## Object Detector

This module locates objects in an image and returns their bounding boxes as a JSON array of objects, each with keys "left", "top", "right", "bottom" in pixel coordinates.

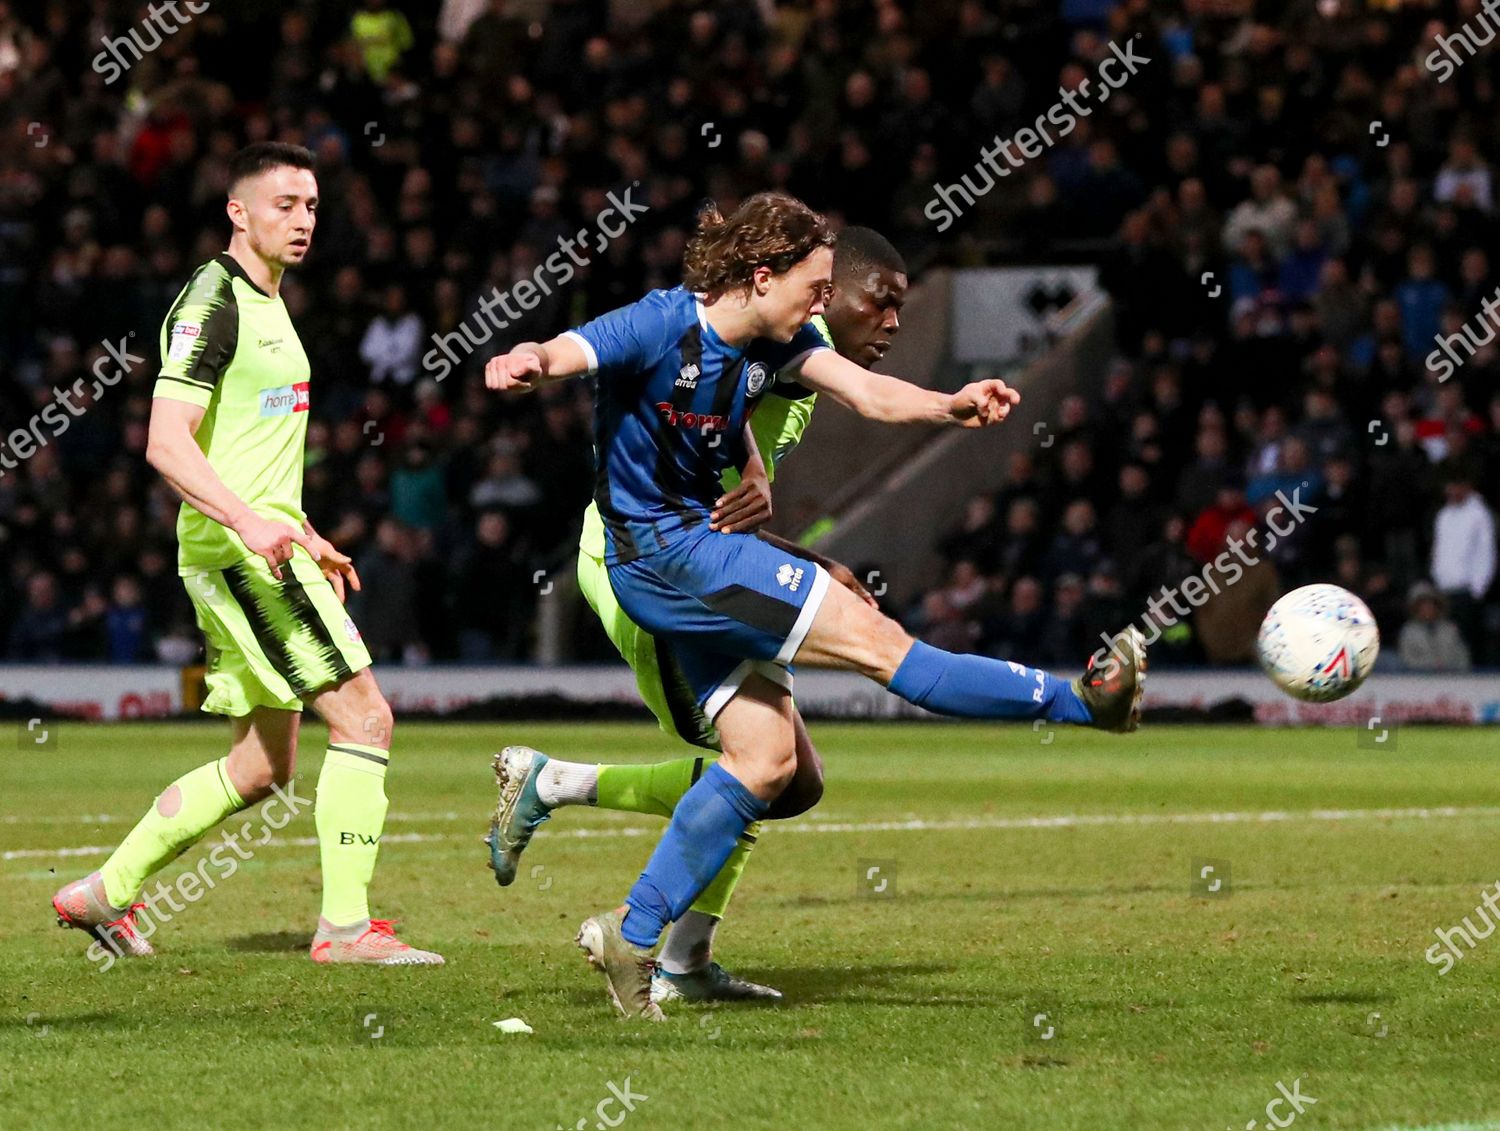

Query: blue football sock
[
  {"left": 622, "top": 763, "right": 769, "bottom": 948},
  {"left": 888, "top": 640, "right": 1092, "bottom": 724}
]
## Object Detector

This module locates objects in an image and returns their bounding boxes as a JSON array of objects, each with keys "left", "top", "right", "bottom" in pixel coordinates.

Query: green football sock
[
  {"left": 689, "top": 823, "right": 758, "bottom": 919},
  {"left": 315, "top": 743, "right": 390, "bottom": 926},
  {"left": 596, "top": 756, "right": 707, "bottom": 818},
  {"left": 595, "top": 755, "right": 755, "bottom": 920},
  {"left": 99, "top": 757, "right": 246, "bottom": 908}
]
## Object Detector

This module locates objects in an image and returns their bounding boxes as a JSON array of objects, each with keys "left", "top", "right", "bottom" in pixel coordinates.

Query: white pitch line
[{"left": 5, "top": 804, "right": 1500, "bottom": 862}]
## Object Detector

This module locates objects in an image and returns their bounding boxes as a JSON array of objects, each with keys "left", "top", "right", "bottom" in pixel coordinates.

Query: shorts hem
[
  {"left": 776, "top": 563, "right": 830, "bottom": 664},
  {"left": 703, "top": 659, "right": 794, "bottom": 721}
]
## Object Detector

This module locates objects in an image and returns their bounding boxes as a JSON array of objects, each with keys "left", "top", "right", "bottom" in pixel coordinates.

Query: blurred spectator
[
  {"left": 1186, "top": 483, "right": 1256, "bottom": 566},
  {"left": 360, "top": 284, "right": 423, "bottom": 387},
  {"left": 1431, "top": 471, "right": 1497, "bottom": 659},
  {"left": 1398, "top": 582, "right": 1471, "bottom": 672},
  {"left": 452, "top": 510, "right": 532, "bottom": 660},
  {"left": 9, "top": 573, "right": 68, "bottom": 661}
]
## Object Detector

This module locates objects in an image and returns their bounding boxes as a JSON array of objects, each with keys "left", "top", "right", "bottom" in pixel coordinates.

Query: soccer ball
[{"left": 1256, "top": 584, "right": 1380, "bottom": 703}]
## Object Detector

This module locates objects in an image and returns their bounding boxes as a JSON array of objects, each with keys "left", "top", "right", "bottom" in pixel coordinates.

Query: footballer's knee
[
  {"left": 767, "top": 728, "right": 824, "bottom": 819},
  {"left": 357, "top": 695, "right": 396, "bottom": 750},
  {"left": 329, "top": 686, "right": 395, "bottom": 749},
  {"left": 766, "top": 765, "right": 822, "bottom": 819},
  {"left": 719, "top": 742, "right": 796, "bottom": 801}
]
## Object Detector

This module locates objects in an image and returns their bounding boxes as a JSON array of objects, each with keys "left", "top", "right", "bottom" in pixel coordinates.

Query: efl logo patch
[
  {"left": 343, "top": 617, "right": 362, "bottom": 643},
  {"left": 776, "top": 563, "right": 804, "bottom": 592},
  {"left": 259, "top": 382, "right": 310, "bottom": 416},
  {"left": 167, "top": 321, "right": 201, "bottom": 362}
]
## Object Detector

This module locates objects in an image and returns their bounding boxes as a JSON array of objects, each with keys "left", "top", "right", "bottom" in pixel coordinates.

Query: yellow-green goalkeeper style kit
[{"left": 155, "top": 253, "right": 372, "bottom": 715}]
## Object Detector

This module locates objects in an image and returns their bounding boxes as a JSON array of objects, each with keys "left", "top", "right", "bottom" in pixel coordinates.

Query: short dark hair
[
  {"left": 228, "top": 142, "right": 315, "bottom": 194},
  {"left": 833, "top": 226, "right": 907, "bottom": 287}
]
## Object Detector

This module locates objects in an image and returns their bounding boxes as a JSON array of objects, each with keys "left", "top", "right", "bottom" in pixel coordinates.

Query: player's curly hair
[{"left": 682, "top": 192, "right": 834, "bottom": 296}]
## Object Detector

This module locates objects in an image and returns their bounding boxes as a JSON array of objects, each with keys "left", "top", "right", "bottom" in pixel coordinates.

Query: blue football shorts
[{"left": 606, "top": 525, "right": 830, "bottom": 719}]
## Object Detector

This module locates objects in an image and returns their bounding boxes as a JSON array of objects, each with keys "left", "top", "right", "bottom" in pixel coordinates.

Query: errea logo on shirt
[
  {"left": 259, "top": 382, "right": 310, "bottom": 416},
  {"left": 776, "top": 563, "right": 805, "bottom": 591}
]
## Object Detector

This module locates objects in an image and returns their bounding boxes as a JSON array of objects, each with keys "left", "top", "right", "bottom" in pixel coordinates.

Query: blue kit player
[{"left": 484, "top": 192, "right": 1146, "bottom": 1019}]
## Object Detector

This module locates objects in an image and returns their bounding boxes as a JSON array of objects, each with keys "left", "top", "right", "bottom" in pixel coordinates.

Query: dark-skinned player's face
[
  {"left": 228, "top": 165, "right": 318, "bottom": 268},
  {"left": 823, "top": 265, "right": 908, "bottom": 367}
]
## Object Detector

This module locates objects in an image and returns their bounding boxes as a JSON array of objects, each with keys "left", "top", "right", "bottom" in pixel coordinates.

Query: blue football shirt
[{"left": 565, "top": 287, "right": 829, "bottom": 564}]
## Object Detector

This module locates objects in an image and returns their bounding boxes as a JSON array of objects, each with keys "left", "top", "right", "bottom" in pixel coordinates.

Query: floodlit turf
[{"left": 2, "top": 721, "right": 1499, "bottom": 1130}]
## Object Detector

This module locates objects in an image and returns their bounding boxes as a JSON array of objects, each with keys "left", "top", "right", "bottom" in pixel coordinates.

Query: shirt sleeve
[
  {"left": 563, "top": 293, "right": 674, "bottom": 380},
  {"left": 764, "top": 320, "right": 832, "bottom": 400},
  {"left": 153, "top": 264, "right": 239, "bottom": 408}
]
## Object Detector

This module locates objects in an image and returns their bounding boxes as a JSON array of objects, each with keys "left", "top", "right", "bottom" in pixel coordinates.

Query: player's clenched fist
[
  {"left": 949, "top": 378, "right": 1020, "bottom": 427},
  {"left": 485, "top": 348, "right": 544, "bottom": 392}
]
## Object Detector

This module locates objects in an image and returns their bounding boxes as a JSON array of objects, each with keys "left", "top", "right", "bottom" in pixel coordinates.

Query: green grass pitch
[{"left": 2, "top": 721, "right": 1499, "bottom": 1130}]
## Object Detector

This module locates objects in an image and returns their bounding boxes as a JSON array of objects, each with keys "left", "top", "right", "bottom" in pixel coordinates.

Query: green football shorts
[
  {"left": 577, "top": 550, "right": 720, "bottom": 751},
  {"left": 183, "top": 551, "right": 371, "bottom": 717}
]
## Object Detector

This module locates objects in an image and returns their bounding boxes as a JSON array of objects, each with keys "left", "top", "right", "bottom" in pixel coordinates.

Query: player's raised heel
[
  {"left": 576, "top": 909, "right": 665, "bottom": 1021},
  {"left": 486, "top": 746, "right": 553, "bottom": 887},
  {"left": 1074, "top": 626, "right": 1148, "bottom": 733},
  {"left": 51, "top": 872, "right": 154, "bottom": 958}
]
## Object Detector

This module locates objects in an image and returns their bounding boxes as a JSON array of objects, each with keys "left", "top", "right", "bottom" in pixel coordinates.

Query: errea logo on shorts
[
  {"left": 259, "top": 382, "right": 310, "bottom": 417},
  {"left": 776, "top": 563, "right": 804, "bottom": 591}
]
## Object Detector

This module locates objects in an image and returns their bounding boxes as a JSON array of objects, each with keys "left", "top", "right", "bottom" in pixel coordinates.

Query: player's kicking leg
[{"left": 794, "top": 573, "right": 1147, "bottom": 730}]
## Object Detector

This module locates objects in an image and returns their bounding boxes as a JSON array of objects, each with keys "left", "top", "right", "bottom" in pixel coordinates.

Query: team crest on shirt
[
  {"left": 675, "top": 363, "right": 700, "bottom": 389},
  {"left": 168, "top": 321, "right": 201, "bottom": 361},
  {"left": 745, "top": 361, "right": 769, "bottom": 397}
]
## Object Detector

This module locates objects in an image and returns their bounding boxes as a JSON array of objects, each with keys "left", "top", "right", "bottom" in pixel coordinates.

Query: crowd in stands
[
  {"left": 910, "top": 0, "right": 1500, "bottom": 668},
  {"left": 0, "top": 0, "right": 1495, "bottom": 669}
]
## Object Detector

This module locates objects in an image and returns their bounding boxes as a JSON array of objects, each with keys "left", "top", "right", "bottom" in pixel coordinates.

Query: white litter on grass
[{"left": 492, "top": 1017, "right": 533, "bottom": 1034}]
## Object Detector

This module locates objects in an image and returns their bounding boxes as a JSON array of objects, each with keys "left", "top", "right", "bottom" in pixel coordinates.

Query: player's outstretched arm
[
  {"left": 484, "top": 336, "right": 591, "bottom": 393},
  {"left": 147, "top": 397, "right": 312, "bottom": 579},
  {"left": 795, "top": 349, "right": 1019, "bottom": 427}
]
